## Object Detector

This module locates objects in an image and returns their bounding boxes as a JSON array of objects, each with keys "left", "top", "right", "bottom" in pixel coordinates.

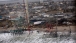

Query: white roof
[
  {"left": 33, "top": 6, "right": 43, "bottom": 9},
  {"left": 67, "top": 6, "right": 75, "bottom": 9},
  {"left": 34, "top": 21, "right": 44, "bottom": 25}
]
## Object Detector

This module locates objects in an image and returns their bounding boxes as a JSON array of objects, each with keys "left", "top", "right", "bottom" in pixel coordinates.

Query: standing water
[{"left": 0, "top": 30, "right": 76, "bottom": 43}]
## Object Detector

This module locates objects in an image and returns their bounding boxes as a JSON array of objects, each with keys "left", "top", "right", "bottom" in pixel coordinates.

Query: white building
[{"left": 33, "top": 6, "right": 43, "bottom": 9}]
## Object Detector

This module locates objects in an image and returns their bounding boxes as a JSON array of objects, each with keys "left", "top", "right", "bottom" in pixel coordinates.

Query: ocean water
[{"left": 0, "top": 30, "right": 76, "bottom": 43}]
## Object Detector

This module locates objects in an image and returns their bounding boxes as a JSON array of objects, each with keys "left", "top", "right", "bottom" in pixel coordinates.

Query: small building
[
  {"left": 33, "top": 6, "right": 43, "bottom": 9},
  {"left": 67, "top": 6, "right": 75, "bottom": 9}
]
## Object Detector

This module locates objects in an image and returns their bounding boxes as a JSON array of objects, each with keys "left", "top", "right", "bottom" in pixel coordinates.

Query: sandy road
[
  {"left": 32, "top": 26, "right": 76, "bottom": 32},
  {"left": 0, "top": 26, "right": 76, "bottom": 32}
]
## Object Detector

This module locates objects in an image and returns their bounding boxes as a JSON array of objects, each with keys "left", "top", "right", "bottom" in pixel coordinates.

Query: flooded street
[
  {"left": 0, "top": 0, "right": 75, "bottom": 43},
  {"left": 0, "top": 30, "right": 76, "bottom": 43}
]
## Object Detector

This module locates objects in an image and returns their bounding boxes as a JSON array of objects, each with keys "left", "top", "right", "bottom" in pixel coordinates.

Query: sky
[
  {"left": 0, "top": 0, "right": 11, "bottom": 1},
  {"left": 0, "top": 0, "right": 74, "bottom": 4}
]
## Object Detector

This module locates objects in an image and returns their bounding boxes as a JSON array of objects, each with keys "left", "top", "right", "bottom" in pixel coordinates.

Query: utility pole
[
  {"left": 23, "top": 0, "right": 29, "bottom": 26},
  {"left": 23, "top": 0, "right": 31, "bottom": 35},
  {"left": 56, "top": 14, "right": 58, "bottom": 34}
]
